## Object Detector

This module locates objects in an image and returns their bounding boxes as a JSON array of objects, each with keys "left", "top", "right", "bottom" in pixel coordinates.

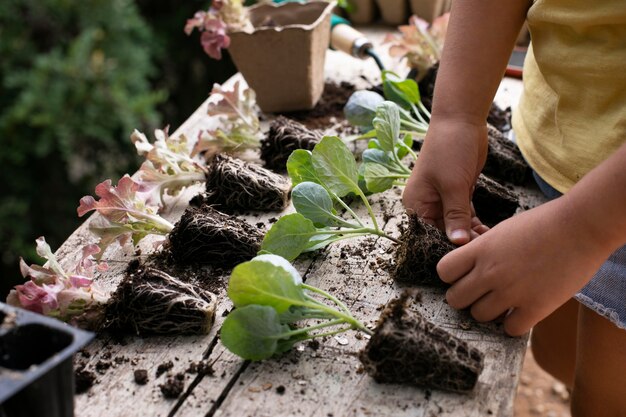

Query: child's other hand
[
  {"left": 438, "top": 196, "right": 610, "bottom": 336},
  {"left": 402, "top": 120, "right": 489, "bottom": 244}
]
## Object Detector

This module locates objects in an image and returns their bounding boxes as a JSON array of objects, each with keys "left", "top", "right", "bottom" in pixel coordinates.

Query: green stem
[
  {"left": 355, "top": 188, "right": 380, "bottom": 232},
  {"left": 329, "top": 190, "right": 365, "bottom": 228},
  {"left": 411, "top": 103, "right": 428, "bottom": 125},
  {"left": 393, "top": 180, "right": 408, "bottom": 187},
  {"left": 302, "top": 285, "right": 352, "bottom": 316},
  {"left": 417, "top": 101, "right": 431, "bottom": 120},
  {"left": 278, "top": 318, "right": 346, "bottom": 338}
]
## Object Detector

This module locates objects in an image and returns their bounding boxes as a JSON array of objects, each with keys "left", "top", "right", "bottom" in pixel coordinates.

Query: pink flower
[
  {"left": 185, "top": 11, "right": 207, "bottom": 35},
  {"left": 200, "top": 19, "right": 231, "bottom": 60}
]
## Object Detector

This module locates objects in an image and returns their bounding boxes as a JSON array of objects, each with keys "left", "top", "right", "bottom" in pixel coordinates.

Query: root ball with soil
[
  {"left": 105, "top": 263, "right": 217, "bottom": 335},
  {"left": 359, "top": 292, "right": 484, "bottom": 392},
  {"left": 261, "top": 116, "right": 322, "bottom": 171},
  {"left": 168, "top": 204, "right": 263, "bottom": 268},
  {"left": 393, "top": 214, "right": 455, "bottom": 286},
  {"left": 204, "top": 154, "right": 291, "bottom": 212}
]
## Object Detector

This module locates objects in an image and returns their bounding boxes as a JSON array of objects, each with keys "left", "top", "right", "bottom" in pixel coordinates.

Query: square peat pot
[
  {"left": 0, "top": 303, "right": 94, "bottom": 417},
  {"left": 228, "top": 1, "right": 335, "bottom": 113}
]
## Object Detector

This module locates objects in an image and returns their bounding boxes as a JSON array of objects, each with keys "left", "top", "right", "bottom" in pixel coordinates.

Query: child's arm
[
  {"left": 439, "top": 141, "right": 626, "bottom": 336},
  {"left": 402, "top": 0, "right": 531, "bottom": 244}
]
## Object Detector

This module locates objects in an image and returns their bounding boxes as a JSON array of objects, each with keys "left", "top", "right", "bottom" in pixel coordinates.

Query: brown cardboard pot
[
  {"left": 409, "top": 0, "right": 448, "bottom": 24},
  {"left": 376, "top": 0, "right": 408, "bottom": 25},
  {"left": 228, "top": 1, "right": 335, "bottom": 113},
  {"left": 347, "top": 0, "right": 377, "bottom": 24}
]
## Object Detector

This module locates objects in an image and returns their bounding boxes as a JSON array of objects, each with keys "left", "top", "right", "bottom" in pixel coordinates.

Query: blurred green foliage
[{"left": 0, "top": 0, "right": 236, "bottom": 296}]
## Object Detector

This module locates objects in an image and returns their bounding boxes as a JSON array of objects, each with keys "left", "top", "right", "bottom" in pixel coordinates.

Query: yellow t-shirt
[{"left": 513, "top": 0, "right": 626, "bottom": 193}]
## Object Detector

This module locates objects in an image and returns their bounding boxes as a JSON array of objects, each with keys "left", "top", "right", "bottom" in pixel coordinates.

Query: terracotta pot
[
  {"left": 376, "top": 0, "right": 408, "bottom": 25},
  {"left": 347, "top": 0, "right": 377, "bottom": 25},
  {"left": 228, "top": 1, "right": 335, "bottom": 113},
  {"left": 409, "top": 0, "right": 446, "bottom": 23}
]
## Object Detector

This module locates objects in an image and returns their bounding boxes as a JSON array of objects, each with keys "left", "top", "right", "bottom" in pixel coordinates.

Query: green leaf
[
  {"left": 260, "top": 213, "right": 317, "bottom": 262},
  {"left": 363, "top": 148, "right": 393, "bottom": 167},
  {"left": 287, "top": 150, "right": 320, "bottom": 187},
  {"left": 221, "top": 305, "right": 294, "bottom": 361},
  {"left": 363, "top": 163, "right": 395, "bottom": 193},
  {"left": 311, "top": 137, "right": 360, "bottom": 197},
  {"left": 382, "top": 70, "right": 422, "bottom": 109},
  {"left": 228, "top": 255, "right": 306, "bottom": 313},
  {"left": 372, "top": 101, "right": 401, "bottom": 153},
  {"left": 292, "top": 182, "right": 340, "bottom": 227},
  {"left": 397, "top": 134, "right": 414, "bottom": 159}
]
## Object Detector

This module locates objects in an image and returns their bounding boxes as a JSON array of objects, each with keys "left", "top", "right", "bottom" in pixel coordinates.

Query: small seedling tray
[{"left": 0, "top": 302, "right": 94, "bottom": 417}]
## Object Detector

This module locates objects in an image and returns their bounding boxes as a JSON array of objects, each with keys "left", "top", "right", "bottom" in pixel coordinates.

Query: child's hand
[
  {"left": 438, "top": 196, "right": 610, "bottom": 336},
  {"left": 402, "top": 120, "right": 489, "bottom": 244}
]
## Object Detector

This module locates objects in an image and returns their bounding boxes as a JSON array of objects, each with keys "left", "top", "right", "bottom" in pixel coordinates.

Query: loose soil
[
  {"left": 359, "top": 292, "right": 484, "bottom": 392},
  {"left": 473, "top": 174, "right": 520, "bottom": 227},
  {"left": 160, "top": 373, "right": 185, "bottom": 399},
  {"left": 74, "top": 367, "right": 96, "bottom": 394},
  {"left": 133, "top": 369, "right": 148, "bottom": 385},
  {"left": 168, "top": 204, "right": 263, "bottom": 268},
  {"left": 104, "top": 262, "right": 217, "bottom": 336},
  {"left": 260, "top": 116, "right": 322, "bottom": 171},
  {"left": 203, "top": 154, "right": 291, "bottom": 212},
  {"left": 279, "top": 81, "right": 355, "bottom": 130},
  {"left": 484, "top": 124, "right": 529, "bottom": 185},
  {"left": 393, "top": 214, "right": 455, "bottom": 286}
]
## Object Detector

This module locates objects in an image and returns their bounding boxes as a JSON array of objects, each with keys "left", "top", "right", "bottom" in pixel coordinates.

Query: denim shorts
[{"left": 533, "top": 172, "right": 626, "bottom": 330}]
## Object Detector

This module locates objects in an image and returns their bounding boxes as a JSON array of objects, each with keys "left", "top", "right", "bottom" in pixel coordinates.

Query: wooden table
[{"left": 66, "top": 29, "right": 540, "bottom": 417}]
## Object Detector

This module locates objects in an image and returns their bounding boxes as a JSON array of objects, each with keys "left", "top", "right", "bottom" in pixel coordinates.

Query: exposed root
[
  {"left": 168, "top": 204, "right": 262, "bottom": 267},
  {"left": 393, "top": 214, "right": 455, "bottom": 286},
  {"left": 204, "top": 154, "right": 291, "bottom": 211},
  {"left": 359, "top": 291, "right": 484, "bottom": 392},
  {"left": 105, "top": 263, "right": 217, "bottom": 335},
  {"left": 260, "top": 116, "right": 322, "bottom": 171}
]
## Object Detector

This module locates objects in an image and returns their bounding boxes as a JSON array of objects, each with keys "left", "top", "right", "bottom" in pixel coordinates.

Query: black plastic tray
[{"left": 0, "top": 302, "right": 94, "bottom": 417}]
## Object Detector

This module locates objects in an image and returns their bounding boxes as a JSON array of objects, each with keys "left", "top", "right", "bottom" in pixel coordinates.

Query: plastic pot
[
  {"left": 0, "top": 303, "right": 94, "bottom": 417},
  {"left": 228, "top": 1, "right": 335, "bottom": 113}
]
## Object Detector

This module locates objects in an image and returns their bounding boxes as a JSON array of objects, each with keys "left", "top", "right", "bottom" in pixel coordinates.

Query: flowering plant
[
  {"left": 185, "top": 0, "right": 253, "bottom": 60},
  {"left": 384, "top": 13, "right": 449, "bottom": 76},
  {"left": 7, "top": 237, "right": 109, "bottom": 325}
]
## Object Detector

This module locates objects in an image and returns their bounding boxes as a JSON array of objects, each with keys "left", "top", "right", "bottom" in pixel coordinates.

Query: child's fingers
[
  {"left": 469, "top": 291, "right": 511, "bottom": 323},
  {"left": 437, "top": 244, "right": 475, "bottom": 284},
  {"left": 503, "top": 307, "right": 535, "bottom": 337},
  {"left": 445, "top": 269, "right": 490, "bottom": 309}
]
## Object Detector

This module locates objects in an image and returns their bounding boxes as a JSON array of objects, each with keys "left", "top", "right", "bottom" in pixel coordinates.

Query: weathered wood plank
[{"left": 63, "top": 25, "right": 535, "bottom": 417}]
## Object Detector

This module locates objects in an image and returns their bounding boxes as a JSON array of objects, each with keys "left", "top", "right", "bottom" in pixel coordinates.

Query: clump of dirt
[
  {"left": 202, "top": 154, "right": 291, "bottom": 212},
  {"left": 75, "top": 367, "right": 96, "bottom": 394},
  {"left": 484, "top": 124, "right": 529, "bottom": 185},
  {"left": 168, "top": 204, "right": 263, "bottom": 268},
  {"left": 160, "top": 373, "right": 185, "bottom": 399},
  {"left": 359, "top": 292, "right": 484, "bottom": 392},
  {"left": 260, "top": 116, "right": 322, "bottom": 171},
  {"left": 186, "top": 360, "right": 214, "bottom": 377},
  {"left": 134, "top": 369, "right": 149, "bottom": 385},
  {"left": 473, "top": 174, "right": 520, "bottom": 227},
  {"left": 104, "top": 263, "right": 217, "bottom": 336},
  {"left": 279, "top": 81, "right": 355, "bottom": 129},
  {"left": 156, "top": 360, "right": 174, "bottom": 378},
  {"left": 393, "top": 214, "right": 455, "bottom": 286}
]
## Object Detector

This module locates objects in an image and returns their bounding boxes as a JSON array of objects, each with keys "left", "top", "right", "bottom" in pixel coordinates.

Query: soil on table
[
  {"left": 393, "top": 214, "right": 455, "bottom": 286},
  {"left": 160, "top": 373, "right": 185, "bottom": 399},
  {"left": 473, "top": 174, "right": 520, "bottom": 227},
  {"left": 359, "top": 292, "right": 484, "bottom": 392},
  {"left": 202, "top": 154, "right": 291, "bottom": 212},
  {"left": 260, "top": 116, "right": 322, "bottom": 171},
  {"left": 279, "top": 81, "right": 355, "bottom": 130},
  {"left": 104, "top": 261, "right": 217, "bottom": 336},
  {"left": 484, "top": 124, "right": 529, "bottom": 185},
  {"left": 168, "top": 203, "right": 263, "bottom": 268},
  {"left": 74, "top": 367, "right": 96, "bottom": 394},
  {"left": 133, "top": 369, "right": 149, "bottom": 385}
]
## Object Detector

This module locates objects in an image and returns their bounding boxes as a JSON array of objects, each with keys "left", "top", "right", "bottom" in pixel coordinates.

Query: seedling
[
  {"left": 260, "top": 136, "right": 399, "bottom": 262},
  {"left": 220, "top": 254, "right": 372, "bottom": 361},
  {"left": 7, "top": 237, "right": 108, "bottom": 328},
  {"left": 78, "top": 175, "right": 262, "bottom": 267},
  {"left": 193, "top": 81, "right": 262, "bottom": 157}
]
